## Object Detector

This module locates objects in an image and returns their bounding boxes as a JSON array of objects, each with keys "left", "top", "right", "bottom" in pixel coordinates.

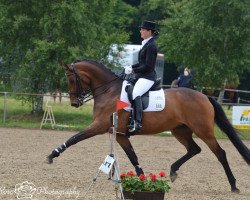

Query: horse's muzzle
[
  {"left": 71, "top": 99, "right": 83, "bottom": 108},
  {"left": 71, "top": 99, "right": 80, "bottom": 108},
  {"left": 71, "top": 102, "right": 79, "bottom": 108}
]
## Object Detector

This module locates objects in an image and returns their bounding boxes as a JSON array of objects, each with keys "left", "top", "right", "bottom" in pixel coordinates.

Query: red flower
[
  {"left": 120, "top": 173, "right": 126, "bottom": 179},
  {"left": 159, "top": 171, "right": 166, "bottom": 177},
  {"left": 121, "top": 170, "right": 171, "bottom": 193},
  {"left": 150, "top": 173, "right": 157, "bottom": 181},
  {"left": 139, "top": 174, "right": 146, "bottom": 181},
  {"left": 127, "top": 170, "right": 135, "bottom": 176}
]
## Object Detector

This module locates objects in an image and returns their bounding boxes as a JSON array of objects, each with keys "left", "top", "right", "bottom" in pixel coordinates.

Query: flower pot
[{"left": 123, "top": 191, "right": 165, "bottom": 200}]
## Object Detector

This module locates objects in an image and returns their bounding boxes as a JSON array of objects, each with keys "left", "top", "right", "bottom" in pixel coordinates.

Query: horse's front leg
[
  {"left": 116, "top": 134, "right": 144, "bottom": 176},
  {"left": 46, "top": 124, "right": 106, "bottom": 164}
]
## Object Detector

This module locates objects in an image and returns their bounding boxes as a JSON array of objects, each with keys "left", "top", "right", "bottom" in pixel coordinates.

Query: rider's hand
[{"left": 124, "top": 66, "right": 132, "bottom": 75}]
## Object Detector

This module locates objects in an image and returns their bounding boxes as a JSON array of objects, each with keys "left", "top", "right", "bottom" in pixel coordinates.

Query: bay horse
[{"left": 47, "top": 59, "right": 250, "bottom": 192}]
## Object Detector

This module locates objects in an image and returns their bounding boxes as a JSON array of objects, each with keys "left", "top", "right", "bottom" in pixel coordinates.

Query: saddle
[
  {"left": 124, "top": 78, "right": 164, "bottom": 135},
  {"left": 125, "top": 78, "right": 162, "bottom": 109}
]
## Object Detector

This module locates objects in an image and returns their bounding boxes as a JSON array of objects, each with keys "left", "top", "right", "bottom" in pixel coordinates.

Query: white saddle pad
[{"left": 120, "top": 82, "right": 165, "bottom": 112}]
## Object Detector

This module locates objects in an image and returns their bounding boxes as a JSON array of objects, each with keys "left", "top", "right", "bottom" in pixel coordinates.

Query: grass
[
  {"left": 0, "top": 96, "right": 93, "bottom": 131},
  {"left": 0, "top": 95, "right": 249, "bottom": 139}
]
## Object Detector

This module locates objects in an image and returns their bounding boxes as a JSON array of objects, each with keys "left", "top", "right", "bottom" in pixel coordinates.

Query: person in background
[
  {"left": 177, "top": 67, "right": 194, "bottom": 89},
  {"left": 124, "top": 20, "right": 159, "bottom": 132}
]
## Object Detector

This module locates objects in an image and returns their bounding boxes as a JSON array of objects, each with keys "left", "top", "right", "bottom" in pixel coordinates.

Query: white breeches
[
  {"left": 132, "top": 78, "right": 154, "bottom": 100},
  {"left": 120, "top": 80, "right": 129, "bottom": 103}
]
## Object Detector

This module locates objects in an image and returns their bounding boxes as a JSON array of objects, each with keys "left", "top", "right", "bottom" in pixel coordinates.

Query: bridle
[
  {"left": 66, "top": 64, "right": 92, "bottom": 105},
  {"left": 67, "top": 64, "right": 119, "bottom": 105}
]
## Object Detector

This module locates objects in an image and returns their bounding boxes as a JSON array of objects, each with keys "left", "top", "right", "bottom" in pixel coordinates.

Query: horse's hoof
[
  {"left": 46, "top": 156, "right": 53, "bottom": 164},
  {"left": 170, "top": 171, "right": 178, "bottom": 182},
  {"left": 231, "top": 188, "right": 240, "bottom": 193}
]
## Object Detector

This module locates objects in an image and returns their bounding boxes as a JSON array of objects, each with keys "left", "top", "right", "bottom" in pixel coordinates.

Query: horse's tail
[{"left": 208, "top": 96, "right": 250, "bottom": 165}]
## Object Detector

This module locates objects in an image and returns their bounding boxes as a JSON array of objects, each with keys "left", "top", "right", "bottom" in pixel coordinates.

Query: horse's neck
[
  {"left": 92, "top": 75, "right": 123, "bottom": 113},
  {"left": 79, "top": 62, "right": 123, "bottom": 97},
  {"left": 91, "top": 70, "right": 119, "bottom": 90}
]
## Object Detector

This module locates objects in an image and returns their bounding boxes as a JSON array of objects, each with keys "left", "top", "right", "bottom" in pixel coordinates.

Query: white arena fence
[
  {"left": 162, "top": 85, "right": 250, "bottom": 106},
  {"left": 0, "top": 87, "right": 250, "bottom": 127}
]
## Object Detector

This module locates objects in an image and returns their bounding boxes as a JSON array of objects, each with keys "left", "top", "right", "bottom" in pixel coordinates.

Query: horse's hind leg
[
  {"left": 200, "top": 134, "right": 239, "bottom": 192},
  {"left": 116, "top": 134, "right": 144, "bottom": 175},
  {"left": 170, "top": 125, "right": 201, "bottom": 182}
]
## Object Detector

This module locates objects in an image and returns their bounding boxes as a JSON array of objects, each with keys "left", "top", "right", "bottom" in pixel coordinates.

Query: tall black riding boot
[{"left": 133, "top": 96, "right": 143, "bottom": 132}]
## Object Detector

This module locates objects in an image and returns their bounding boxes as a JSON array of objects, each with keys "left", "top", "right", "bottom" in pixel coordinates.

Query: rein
[
  {"left": 91, "top": 76, "right": 119, "bottom": 98},
  {"left": 69, "top": 64, "right": 119, "bottom": 104}
]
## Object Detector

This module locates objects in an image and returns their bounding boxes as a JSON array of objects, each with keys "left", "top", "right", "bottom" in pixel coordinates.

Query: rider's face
[{"left": 140, "top": 28, "right": 152, "bottom": 40}]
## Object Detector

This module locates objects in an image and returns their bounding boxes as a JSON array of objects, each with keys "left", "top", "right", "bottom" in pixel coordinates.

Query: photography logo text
[{"left": 0, "top": 181, "right": 80, "bottom": 199}]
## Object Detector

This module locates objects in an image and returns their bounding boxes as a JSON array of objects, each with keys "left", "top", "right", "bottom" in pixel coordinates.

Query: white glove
[{"left": 124, "top": 66, "right": 132, "bottom": 75}]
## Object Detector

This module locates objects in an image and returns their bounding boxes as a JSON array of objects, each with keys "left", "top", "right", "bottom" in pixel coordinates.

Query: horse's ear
[{"left": 60, "top": 62, "right": 70, "bottom": 70}]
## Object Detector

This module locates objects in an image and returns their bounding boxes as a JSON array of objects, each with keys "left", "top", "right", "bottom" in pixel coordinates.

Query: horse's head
[{"left": 63, "top": 63, "right": 91, "bottom": 108}]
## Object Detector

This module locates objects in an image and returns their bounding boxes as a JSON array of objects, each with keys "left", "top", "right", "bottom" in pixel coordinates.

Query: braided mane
[{"left": 73, "top": 58, "right": 117, "bottom": 76}]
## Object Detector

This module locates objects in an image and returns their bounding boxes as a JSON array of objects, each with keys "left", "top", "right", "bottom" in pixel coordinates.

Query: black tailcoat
[{"left": 132, "top": 38, "right": 158, "bottom": 81}]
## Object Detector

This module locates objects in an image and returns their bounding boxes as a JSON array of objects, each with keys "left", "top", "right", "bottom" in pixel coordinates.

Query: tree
[
  {"left": 133, "top": 0, "right": 182, "bottom": 84},
  {"left": 0, "top": 0, "right": 131, "bottom": 112},
  {"left": 107, "top": 0, "right": 139, "bottom": 67},
  {"left": 158, "top": 0, "right": 250, "bottom": 88}
]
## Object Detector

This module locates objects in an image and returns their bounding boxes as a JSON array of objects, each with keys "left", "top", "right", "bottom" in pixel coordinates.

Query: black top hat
[{"left": 139, "top": 20, "right": 156, "bottom": 31}]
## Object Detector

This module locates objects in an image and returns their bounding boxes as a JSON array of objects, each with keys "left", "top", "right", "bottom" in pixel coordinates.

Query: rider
[{"left": 124, "top": 20, "right": 158, "bottom": 132}]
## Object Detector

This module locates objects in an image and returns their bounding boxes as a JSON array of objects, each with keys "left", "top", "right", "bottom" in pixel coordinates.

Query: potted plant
[{"left": 120, "top": 170, "right": 171, "bottom": 200}]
